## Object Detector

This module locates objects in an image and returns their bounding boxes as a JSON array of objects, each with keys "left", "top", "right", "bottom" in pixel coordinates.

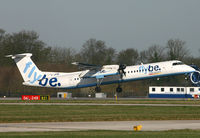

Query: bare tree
[
  {"left": 199, "top": 49, "right": 200, "bottom": 57},
  {"left": 1, "top": 30, "right": 51, "bottom": 63},
  {"left": 0, "top": 29, "right": 6, "bottom": 64},
  {"left": 79, "top": 38, "right": 116, "bottom": 65},
  {"left": 139, "top": 50, "right": 148, "bottom": 64},
  {"left": 104, "top": 47, "right": 117, "bottom": 64},
  {"left": 50, "top": 47, "right": 76, "bottom": 65},
  {"left": 146, "top": 45, "right": 165, "bottom": 62},
  {"left": 139, "top": 45, "right": 165, "bottom": 63},
  {"left": 0, "top": 28, "right": 5, "bottom": 38},
  {"left": 166, "top": 39, "right": 189, "bottom": 61},
  {"left": 117, "top": 48, "right": 139, "bottom": 65}
]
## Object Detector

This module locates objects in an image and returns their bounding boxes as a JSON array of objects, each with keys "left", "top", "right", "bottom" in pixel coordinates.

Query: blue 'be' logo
[{"left": 39, "top": 75, "right": 61, "bottom": 87}]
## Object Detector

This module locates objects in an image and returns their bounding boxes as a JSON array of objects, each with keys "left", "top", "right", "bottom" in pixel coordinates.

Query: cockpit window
[{"left": 172, "top": 62, "right": 184, "bottom": 66}]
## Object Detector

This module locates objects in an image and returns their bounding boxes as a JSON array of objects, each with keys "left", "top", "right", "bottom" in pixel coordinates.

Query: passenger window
[
  {"left": 190, "top": 88, "right": 194, "bottom": 92},
  {"left": 161, "top": 88, "right": 164, "bottom": 92},
  {"left": 181, "top": 88, "right": 184, "bottom": 92},
  {"left": 177, "top": 88, "right": 180, "bottom": 92},
  {"left": 152, "top": 88, "right": 156, "bottom": 92},
  {"left": 170, "top": 88, "right": 173, "bottom": 92}
]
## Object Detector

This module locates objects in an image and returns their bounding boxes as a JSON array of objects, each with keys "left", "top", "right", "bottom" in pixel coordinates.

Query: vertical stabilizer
[{"left": 6, "top": 53, "right": 43, "bottom": 84}]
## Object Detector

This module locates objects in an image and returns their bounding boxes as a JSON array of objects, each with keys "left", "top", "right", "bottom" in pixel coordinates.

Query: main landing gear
[
  {"left": 116, "top": 84, "right": 122, "bottom": 93},
  {"left": 95, "top": 85, "right": 123, "bottom": 93},
  {"left": 95, "top": 86, "right": 101, "bottom": 92}
]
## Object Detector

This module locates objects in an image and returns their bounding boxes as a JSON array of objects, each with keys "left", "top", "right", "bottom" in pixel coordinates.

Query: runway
[
  {"left": 1, "top": 102, "right": 200, "bottom": 106},
  {"left": 1, "top": 120, "right": 200, "bottom": 132}
]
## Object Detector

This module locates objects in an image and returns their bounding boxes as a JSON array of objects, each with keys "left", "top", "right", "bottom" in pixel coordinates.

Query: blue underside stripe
[
  {"left": 149, "top": 94, "right": 193, "bottom": 98},
  {"left": 62, "top": 71, "right": 193, "bottom": 89}
]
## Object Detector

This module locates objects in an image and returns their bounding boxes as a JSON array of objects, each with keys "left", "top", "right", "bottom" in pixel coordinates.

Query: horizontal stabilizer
[
  {"left": 6, "top": 53, "right": 43, "bottom": 83},
  {"left": 72, "top": 62, "right": 101, "bottom": 70},
  {"left": 5, "top": 53, "right": 32, "bottom": 59}
]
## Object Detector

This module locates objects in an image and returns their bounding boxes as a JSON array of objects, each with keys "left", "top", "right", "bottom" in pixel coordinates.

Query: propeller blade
[{"left": 118, "top": 64, "right": 126, "bottom": 79}]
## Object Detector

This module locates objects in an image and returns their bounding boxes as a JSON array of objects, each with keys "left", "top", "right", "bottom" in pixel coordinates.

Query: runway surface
[
  {"left": 1, "top": 120, "right": 200, "bottom": 132},
  {"left": 0, "top": 102, "right": 200, "bottom": 106}
]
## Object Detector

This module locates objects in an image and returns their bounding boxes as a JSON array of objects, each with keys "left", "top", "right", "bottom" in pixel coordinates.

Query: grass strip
[
  {"left": 0, "top": 99, "right": 200, "bottom": 105},
  {"left": 0, "top": 130, "right": 200, "bottom": 138},
  {"left": 1, "top": 105, "right": 200, "bottom": 123}
]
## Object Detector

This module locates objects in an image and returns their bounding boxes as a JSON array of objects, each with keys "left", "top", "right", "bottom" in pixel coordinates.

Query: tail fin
[{"left": 6, "top": 53, "right": 43, "bottom": 84}]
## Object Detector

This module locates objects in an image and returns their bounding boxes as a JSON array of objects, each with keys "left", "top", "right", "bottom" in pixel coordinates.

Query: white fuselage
[{"left": 24, "top": 60, "right": 196, "bottom": 89}]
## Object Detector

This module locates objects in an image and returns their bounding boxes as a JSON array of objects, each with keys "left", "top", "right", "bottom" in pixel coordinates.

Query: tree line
[{"left": 0, "top": 29, "right": 200, "bottom": 97}]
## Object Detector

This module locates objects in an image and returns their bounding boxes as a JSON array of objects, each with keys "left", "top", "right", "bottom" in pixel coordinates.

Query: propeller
[
  {"left": 189, "top": 64, "right": 200, "bottom": 86},
  {"left": 118, "top": 64, "right": 126, "bottom": 79},
  {"left": 190, "top": 64, "right": 200, "bottom": 71}
]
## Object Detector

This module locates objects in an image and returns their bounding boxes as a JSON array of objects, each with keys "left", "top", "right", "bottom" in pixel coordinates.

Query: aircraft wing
[{"left": 72, "top": 62, "right": 102, "bottom": 70}]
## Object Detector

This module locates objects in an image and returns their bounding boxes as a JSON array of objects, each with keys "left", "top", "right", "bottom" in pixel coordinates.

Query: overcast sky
[{"left": 0, "top": 0, "right": 200, "bottom": 56}]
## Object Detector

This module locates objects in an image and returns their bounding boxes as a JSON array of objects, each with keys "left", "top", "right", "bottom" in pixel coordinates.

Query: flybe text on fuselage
[
  {"left": 138, "top": 65, "right": 161, "bottom": 74},
  {"left": 24, "top": 62, "right": 61, "bottom": 87}
]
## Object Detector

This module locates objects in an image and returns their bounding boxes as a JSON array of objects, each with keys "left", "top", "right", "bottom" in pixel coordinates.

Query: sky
[{"left": 0, "top": 0, "right": 200, "bottom": 57}]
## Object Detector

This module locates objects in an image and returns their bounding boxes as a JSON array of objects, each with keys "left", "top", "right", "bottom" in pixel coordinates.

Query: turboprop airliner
[{"left": 6, "top": 53, "right": 200, "bottom": 92}]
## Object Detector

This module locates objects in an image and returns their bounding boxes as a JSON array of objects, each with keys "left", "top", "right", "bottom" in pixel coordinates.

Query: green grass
[
  {"left": 1, "top": 98, "right": 200, "bottom": 105},
  {"left": 1, "top": 130, "right": 200, "bottom": 138},
  {"left": 1, "top": 105, "right": 200, "bottom": 123}
]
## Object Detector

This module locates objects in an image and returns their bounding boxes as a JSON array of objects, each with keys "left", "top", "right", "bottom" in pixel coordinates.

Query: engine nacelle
[
  {"left": 102, "top": 65, "right": 119, "bottom": 70},
  {"left": 190, "top": 71, "right": 200, "bottom": 85}
]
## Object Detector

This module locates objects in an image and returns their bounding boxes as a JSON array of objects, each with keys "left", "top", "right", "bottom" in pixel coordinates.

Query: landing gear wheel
[
  {"left": 116, "top": 86, "right": 122, "bottom": 93},
  {"left": 95, "top": 86, "right": 101, "bottom": 92}
]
